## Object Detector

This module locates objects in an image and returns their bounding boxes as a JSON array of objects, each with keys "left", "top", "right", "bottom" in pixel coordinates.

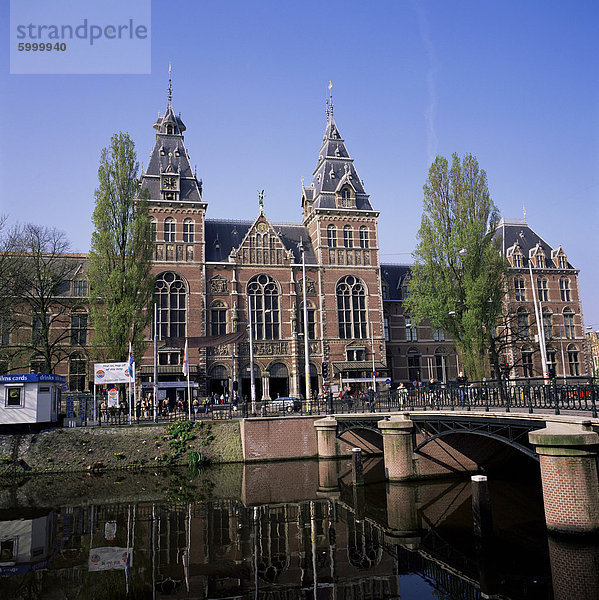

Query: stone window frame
[
  {"left": 359, "top": 226, "right": 369, "bottom": 249},
  {"left": 298, "top": 300, "right": 316, "bottom": 340},
  {"left": 514, "top": 277, "right": 526, "bottom": 302},
  {"left": 563, "top": 307, "right": 575, "bottom": 339},
  {"left": 155, "top": 271, "right": 187, "bottom": 339},
  {"left": 70, "top": 309, "right": 88, "bottom": 346},
  {"left": 210, "top": 301, "right": 228, "bottom": 336},
  {"left": 536, "top": 277, "right": 548, "bottom": 302},
  {"left": 69, "top": 351, "right": 87, "bottom": 392},
  {"left": 247, "top": 274, "right": 281, "bottom": 341},
  {"left": 343, "top": 225, "right": 353, "bottom": 249},
  {"left": 567, "top": 343, "right": 580, "bottom": 376},
  {"left": 336, "top": 275, "right": 367, "bottom": 340},
  {"left": 327, "top": 225, "right": 337, "bottom": 248},
  {"left": 183, "top": 218, "right": 195, "bottom": 243},
  {"left": 521, "top": 345, "right": 534, "bottom": 378},
  {"left": 164, "top": 218, "right": 176, "bottom": 242},
  {"left": 559, "top": 277, "right": 571, "bottom": 302}
]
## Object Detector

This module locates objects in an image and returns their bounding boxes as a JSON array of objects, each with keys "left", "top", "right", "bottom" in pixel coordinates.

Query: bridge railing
[{"left": 371, "top": 380, "right": 598, "bottom": 418}]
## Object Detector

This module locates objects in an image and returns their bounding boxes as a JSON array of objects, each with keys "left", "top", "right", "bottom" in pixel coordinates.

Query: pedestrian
[{"left": 456, "top": 370, "right": 468, "bottom": 406}]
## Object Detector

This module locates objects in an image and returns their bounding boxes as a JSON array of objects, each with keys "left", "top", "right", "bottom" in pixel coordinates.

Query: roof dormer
[{"left": 551, "top": 245, "right": 568, "bottom": 269}]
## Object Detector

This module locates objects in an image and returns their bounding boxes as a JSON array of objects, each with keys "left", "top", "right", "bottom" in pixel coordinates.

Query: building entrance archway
[
  {"left": 241, "top": 363, "right": 262, "bottom": 402},
  {"left": 269, "top": 362, "right": 289, "bottom": 398}
]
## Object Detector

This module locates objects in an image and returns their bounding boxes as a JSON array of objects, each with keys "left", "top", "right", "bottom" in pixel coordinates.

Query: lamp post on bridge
[{"left": 299, "top": 239, "right": 311, "bottom": 404}]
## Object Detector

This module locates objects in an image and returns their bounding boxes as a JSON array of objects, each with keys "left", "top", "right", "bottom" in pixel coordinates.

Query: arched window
[
  {"left": 210, "top": 301, "right": 227, "bottom": 336},
  {"left": 359, "top": 226, "right": 369, "bottom": 249},
  {"left": 336, "top": 275, "right": 367, "bottom": 339},
  {"left": 567, "top": 344, "right": 580, "bottom": 376},
  {"left": 536, "top": 277, "right": 548, "bottom": 302},
  {"left": 407, "top": 347, "right": 421, "bottom": 382},
  {"left": 155, "top": 272, "right": 186, "bottom": 338},
  {"left": 563, "top": 307, "right": 575, "bottom": 339},
  {"left": 405, "top": 317, "right": 417, "bottom": 341},
  {"left": 521, "top": 345, "right": 534, "bottom": 377},
  {"left": 341, "top": 187, "right": 351, "bottom": 208},
  {"left": 542, "top": 308, "right": 552, "bottom": 340},
  {"left": 210, "top": 365, "right": 228, "bottom": 380},
  {"left": 183, "top": 218, "right": 194, "bottom": 243},
  {"left": 299, "top": 301, "right": 316, "bottom": 340},
  {"left": 164, "top": 218, "right": 175, "bottom": 242},
  {"left": 559, "top": 277, "right": 570, "bottom": 302},
  {"left": 517, "top": 307, "right": 529, "bottom": 340},
  {"left": 69, "top": 352, "right": 87, "bottom": 392},
  {"left": 150, "top": 219, "right": 157, "bottom": 242},
  {"left": 247, "top": 274, "right": 280, "bottom": 340},
  {"left": 343, "top": 226, "right": 353, "bottom": 248},
  {"left": 514, "top": 278, "right": 525, "bottom": 301},
  {"left": 70, "top": 310, "right": 88, "bottom": 346},
  {"left": 327, "top": 225, "right": 337, "bottom": 248}
]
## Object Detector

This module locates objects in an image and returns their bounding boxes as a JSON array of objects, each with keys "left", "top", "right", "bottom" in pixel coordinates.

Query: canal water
[{"left": 0, "top": 458, "right": 597, "bottom": 599}]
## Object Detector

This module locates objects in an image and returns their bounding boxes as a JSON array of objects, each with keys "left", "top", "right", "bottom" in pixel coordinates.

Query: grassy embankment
[{"left": 0, "top": 420, "right": 243, "bottom": 476}]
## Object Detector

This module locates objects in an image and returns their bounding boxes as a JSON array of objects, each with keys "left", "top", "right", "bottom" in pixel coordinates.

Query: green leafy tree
[
  {"left": 88, "top": 132, "right": 153, "bottom": 363},
  {"left": 404, "top": 153, "right": 508, "bottom": 381}
]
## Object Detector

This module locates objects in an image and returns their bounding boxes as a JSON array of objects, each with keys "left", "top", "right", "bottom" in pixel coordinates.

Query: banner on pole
[
  {"left": 94, "top": 362, "right": 133, "bottom": 384},
  {"left": 88, "top": 547, "right": 132, "bottom": 571}
]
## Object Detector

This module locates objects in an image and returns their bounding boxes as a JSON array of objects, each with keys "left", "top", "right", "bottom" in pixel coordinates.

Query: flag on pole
[
  {"left": 182, "top": 339, "right": 188, "bottom": 377},
  {"left": 127, "top": 342, "right": 134, "bottom": 378}
]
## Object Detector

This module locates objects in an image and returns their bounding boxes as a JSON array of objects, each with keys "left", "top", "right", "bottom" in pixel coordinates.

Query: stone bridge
[{"left": 314, "top": 411, "right": 599, "bottom": 535}]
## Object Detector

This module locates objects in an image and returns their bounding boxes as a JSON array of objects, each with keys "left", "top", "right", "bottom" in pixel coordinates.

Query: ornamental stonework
[{"left": 210, "top": 275, "right": 229, "bottom": 295}]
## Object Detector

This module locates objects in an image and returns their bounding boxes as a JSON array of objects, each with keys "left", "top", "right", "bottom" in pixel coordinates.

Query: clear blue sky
[{"left": 1, "top": 0, "right": 598, "bottom": 327}]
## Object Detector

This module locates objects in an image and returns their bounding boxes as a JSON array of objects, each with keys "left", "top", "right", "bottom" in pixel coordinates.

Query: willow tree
[
  {"left": 404, "top": 153, "right": 507, "bottom": 381},
  {"left": 87, "top": 132, "right": 154, "bottom": 363}
]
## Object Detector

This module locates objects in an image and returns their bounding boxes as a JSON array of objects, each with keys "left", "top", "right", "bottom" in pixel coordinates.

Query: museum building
[{"left": 1, "top": 83, "right": 590, "bottom": 396}]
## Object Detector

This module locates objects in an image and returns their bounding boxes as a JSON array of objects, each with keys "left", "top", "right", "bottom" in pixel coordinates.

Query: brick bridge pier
[{"left": 315, "top": 411, "right": 599, "bottom": 535}]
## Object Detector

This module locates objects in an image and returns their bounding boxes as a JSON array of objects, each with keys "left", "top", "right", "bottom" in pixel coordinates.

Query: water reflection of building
[
  {"left": 0, "top": 511, "right": 56, "bottom": 576},
  {"left": 3, "top": 483, "right": 597, "bottom": 600}
]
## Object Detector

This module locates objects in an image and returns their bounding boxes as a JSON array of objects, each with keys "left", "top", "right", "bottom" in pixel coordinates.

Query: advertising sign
[
  {"left": 66, "top": 393, "right": 75, "bottom": 418},
  {"left": 107, "top": 387, "right": 119, "bottom": 408},
  {"left": 104, "top": 521, "right": 117, "bottom": 541},
  {"left": 88, "top": 547, "right": 132, "bottom": 571},
  {"left": 94, "top": 362, "right": 133, "bottom": 384}
]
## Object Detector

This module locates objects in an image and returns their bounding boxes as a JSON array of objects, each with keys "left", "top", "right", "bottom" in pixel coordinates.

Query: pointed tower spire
[
  {"left": 302, "top": 88, "right": 373, "bottom": 213},
  {"left": 168, "top": 63, "right": 173, "bottom": 105}
]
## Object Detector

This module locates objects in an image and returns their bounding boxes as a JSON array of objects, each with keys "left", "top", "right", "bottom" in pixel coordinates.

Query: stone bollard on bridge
[
  {"left": 314, "top": 417, "right": 340, "bottom": 459},
  {"left": 378, "top": 414, "right": 415, "bottom": 481},
  {"left": 529, "top": 421, "right": 599, "bottom": 535}
]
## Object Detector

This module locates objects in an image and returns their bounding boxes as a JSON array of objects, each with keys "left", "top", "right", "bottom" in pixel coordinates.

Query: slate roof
[
  {"left": 205, "top": 219, "right": 317, "bottom": 264},
  {"left": 141, "top": 93, "right": 203, "bottom": 204},
  {"left": 304, "top": 111, "right": 373, "bottom": 211},
  {"left": 380, "top": 264, "right": 413, "bottom": 301},
  {"left": 495, "top": 220, "right": 575, "bottom": 269}
]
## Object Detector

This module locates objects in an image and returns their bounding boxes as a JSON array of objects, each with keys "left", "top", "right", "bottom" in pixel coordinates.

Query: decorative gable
[
  {"left": 233, "top": 216, "right": 293, "bottom": 266},
  {"left": 506, "top": 241, "right": 524, "bottom": 268},
  {"left": 551, "top": 245, "right": 568, "bottom": 269},
  {"left": 529, "top": 243, "right": 547, "bottom": 268}
]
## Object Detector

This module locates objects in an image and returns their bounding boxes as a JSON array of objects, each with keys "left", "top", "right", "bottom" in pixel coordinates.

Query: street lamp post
[
  {"left": 300, "top": 240, "right": 312, "bottom": 404},
  {"left": 153, "top": 302, "right": 158, "bottom": 422},
  {"left": 248, "top": 295, "right": 257, "bottom": 414}
]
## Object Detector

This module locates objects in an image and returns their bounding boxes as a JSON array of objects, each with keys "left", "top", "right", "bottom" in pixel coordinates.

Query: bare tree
[{"left": 9, "top": 224, "right": 78, "bottom": 373}]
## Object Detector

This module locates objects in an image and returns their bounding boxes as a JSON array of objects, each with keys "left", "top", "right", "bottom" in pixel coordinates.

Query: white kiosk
[{"left": 0, "top": 374, "right": 64, "bottom": 426}]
